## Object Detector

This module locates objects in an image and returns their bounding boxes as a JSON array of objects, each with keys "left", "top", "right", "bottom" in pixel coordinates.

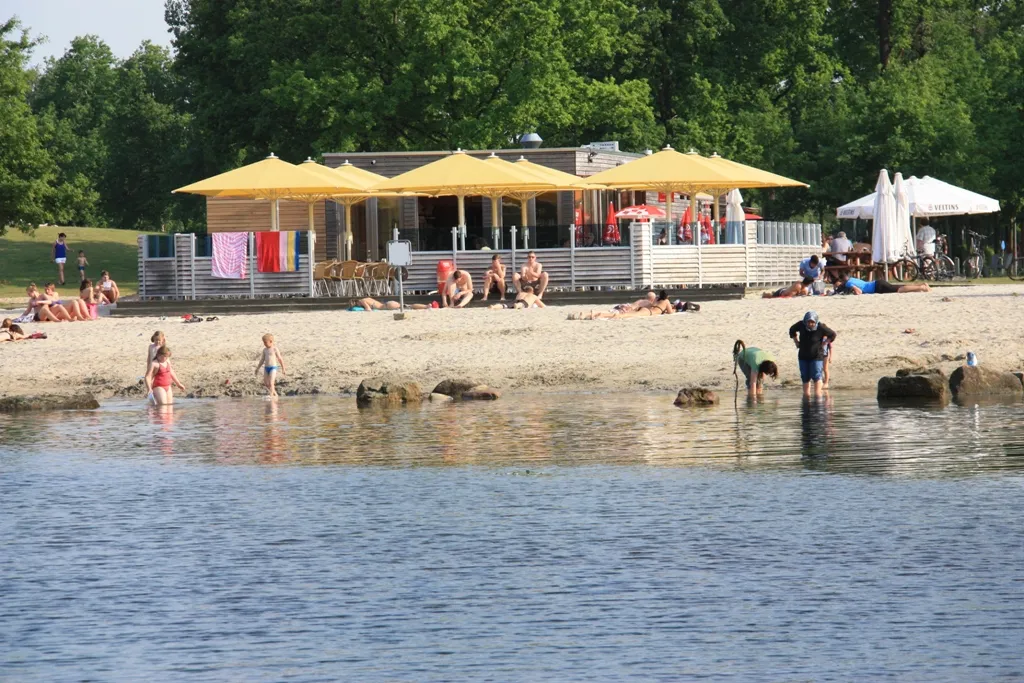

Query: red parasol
[
  {"left": 603, "top": 202, "right": 620, "bottom": 244},
  {"left": 614, "top": 204, "right": 666, "bottom": 220}
]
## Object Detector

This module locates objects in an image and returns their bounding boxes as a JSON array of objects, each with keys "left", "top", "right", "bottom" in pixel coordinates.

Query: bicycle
[
  {"left": 964, "top": 230, "right": 985, "bottom": 280},
  {"left": 888, "top": 242, "right": 919, "bottom": 282},
  {"left": 1008, "top": 254, "right": 1024, "bottom": 280},
  {"left": 919, "top": 234, "right": 957, "bottom": 281}
]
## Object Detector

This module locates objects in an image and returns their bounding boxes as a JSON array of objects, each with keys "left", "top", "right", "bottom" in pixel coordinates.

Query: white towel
[{"left": 211, "top": 233, "right": 248, "bottom": 279}]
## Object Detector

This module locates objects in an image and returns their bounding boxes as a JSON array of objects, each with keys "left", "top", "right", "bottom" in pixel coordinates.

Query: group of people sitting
[
  {"left": 439, "top": 251, "right": 550, "bottom": 309},
  {"left": 16, "top": 272, "right": 120, "bottom": 323},
  {"left": 763, "top": 253, "right": 931, "bottom": 298}
]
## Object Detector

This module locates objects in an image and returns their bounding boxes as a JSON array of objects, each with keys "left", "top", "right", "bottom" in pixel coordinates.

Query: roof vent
[{"left": 520, "top": 133, "right": 542, "bottom": 149}]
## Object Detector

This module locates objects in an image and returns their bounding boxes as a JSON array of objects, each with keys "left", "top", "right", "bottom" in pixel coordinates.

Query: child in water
[
  {"left": 254, "top": 333, "right": 286, "bottom": 397},
  {"left": 145, "top": 346, "right": 186, "bottom": 405},
  {"left": 148, "top": 331, "right": 166, "bottom": 367},
  {"left": 77, "top": 251, "right": 88, "bottom": 282}
]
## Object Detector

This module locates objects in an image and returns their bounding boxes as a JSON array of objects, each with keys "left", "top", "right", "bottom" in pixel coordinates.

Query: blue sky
[{"left": 8, "top": 0, "right": 172, "bottom": 65}]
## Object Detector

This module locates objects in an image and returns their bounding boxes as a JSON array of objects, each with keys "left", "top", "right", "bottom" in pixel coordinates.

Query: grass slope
[{"left": 0, "top": 226, "right": 150, "bottom": 300}]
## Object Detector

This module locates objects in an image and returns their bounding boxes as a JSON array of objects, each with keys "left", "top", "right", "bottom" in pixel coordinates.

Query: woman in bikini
[
  {"left": 43, "top": 283, "right": 88, "bottom": 320},
  {"left": 570, "top": 290, "right": 675, "bottom": 320},
  {"left": 145, "top": 345, "right": 186, "bottom": 405},
  {"left": 20, "top": 283, "right": 68, "bottom": 322}
]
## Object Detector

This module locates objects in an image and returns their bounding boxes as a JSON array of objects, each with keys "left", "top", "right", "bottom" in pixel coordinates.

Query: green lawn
[{"left": 0, "top": 225, "right": 152, "bottom": 300}]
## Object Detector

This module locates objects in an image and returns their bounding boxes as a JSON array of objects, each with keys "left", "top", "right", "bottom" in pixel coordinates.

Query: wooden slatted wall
[{"left": 206, "top": 198, "right": 327, "bottom": 261}]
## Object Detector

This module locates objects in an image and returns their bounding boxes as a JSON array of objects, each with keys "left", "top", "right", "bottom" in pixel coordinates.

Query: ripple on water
[{"left": 1, "top": 393, "right": 1023, "bottom": 681}]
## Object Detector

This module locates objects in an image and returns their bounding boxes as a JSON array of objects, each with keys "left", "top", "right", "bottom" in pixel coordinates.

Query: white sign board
[
  {"left": 586, "top": 141, "right": 620, "bottom": 152},
  {"left": 387, "top": 240, "right": 412, "bottom": 267}
]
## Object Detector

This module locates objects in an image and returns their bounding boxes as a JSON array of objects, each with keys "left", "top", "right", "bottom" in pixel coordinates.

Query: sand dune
[{"left": 2, "top": 285, "right": 1023, "bottom": 399}]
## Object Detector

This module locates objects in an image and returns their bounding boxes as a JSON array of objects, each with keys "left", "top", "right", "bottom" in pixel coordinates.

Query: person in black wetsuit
[{"left": 788, "top": 311, "right": 837, "bottom": 398}]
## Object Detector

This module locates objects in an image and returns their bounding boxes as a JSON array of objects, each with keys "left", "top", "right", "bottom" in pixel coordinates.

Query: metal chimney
[{"left": 520, "top": 133, "right": 542, "bottom": 149}]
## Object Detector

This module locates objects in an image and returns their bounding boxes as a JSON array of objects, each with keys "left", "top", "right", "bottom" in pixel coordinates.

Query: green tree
[
  {"left": 0, "top": 18, "right": 53, "bottom": 235},
  {"left": 100, "top": 42, "right": 193, "bottom": 230},
  {"left": 31, "top": 35, "right": 117, "bottom": 226}
]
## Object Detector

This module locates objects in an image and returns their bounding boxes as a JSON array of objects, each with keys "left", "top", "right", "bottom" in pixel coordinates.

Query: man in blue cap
[{"left": 789, "top": 311, "right": 837, "bottom": 397}]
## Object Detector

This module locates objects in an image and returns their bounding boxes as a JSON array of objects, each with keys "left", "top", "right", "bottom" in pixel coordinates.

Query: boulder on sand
[
  {"left": 0, "top": 394, "right": 100, "bottom": 413},
  {"left": 878, "top": 368, "right": 948, "bottom": 403},
  {"left": 673, "top": 387, "right": 719, "bottom": 406},
  {"left": 461, "top": 385, "right": 501, "bottom": 401},
  {"left": 356, "top": 378, "right": 423, "bottom": 407},
  {"left": 432, "top": 379, "right": 482, "bottom": 398},
  {"left": 948, "top": 366, "right": 1024, "bottom": 399}
]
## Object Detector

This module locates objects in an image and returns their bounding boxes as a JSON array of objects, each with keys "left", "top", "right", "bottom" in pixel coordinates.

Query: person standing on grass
[
  {"left": 51, "top": 233, "right": 68, "bottom": 285},
  {"left": 77, "top": 251, "right": 89, "bottom": 282},
  {"left": 789, "top": 311, "right": 837, "bottom": 398}
]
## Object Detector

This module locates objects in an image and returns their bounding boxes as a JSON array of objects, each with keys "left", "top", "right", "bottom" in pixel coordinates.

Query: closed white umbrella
[
  {"left": 893, "top": 172, "right": 915, "bottom": 257},
  {"left": 725, "top": 189, "right": 745, "bottom": 244},
  {"left": 872, "top": 169, "right": 900, "bottom": 264}
]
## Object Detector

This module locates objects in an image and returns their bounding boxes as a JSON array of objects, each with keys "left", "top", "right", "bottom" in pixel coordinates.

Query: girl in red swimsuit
[{"left": 145, "top": 346, "right": 186, "bottom": 405}]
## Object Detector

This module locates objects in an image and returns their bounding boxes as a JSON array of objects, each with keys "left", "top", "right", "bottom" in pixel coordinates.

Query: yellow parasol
[
  {"left": 371, "top": 150, "right": 560, "bottom": 244},
  {"left": 174, "top": 153, "right": 354, "bottom": 234},
  {"left": 318, "top": 160, "right": 392, "bottom": 260},
  {"left": 480, "top": 154, "right": 585, "bottom": 243},
  {"left": 585, "top": 146, "right": 807, "bottom": 229}
]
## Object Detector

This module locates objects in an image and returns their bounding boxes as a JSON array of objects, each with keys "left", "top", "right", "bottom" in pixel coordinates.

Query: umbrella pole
[
  {"left": 520, "top": 200, "right": 529, "bottom": 249},
  {"left": 272, "top": 199, "right": 279, "bottom": 232},
  {"left": 458, "top": 195, "right": 466, "bottom": 252},
  {"left": 491, "top": 197, "right": 501, "bottom": 250},
  {"left": 344, "top": 203, "right": 353, "bottom": 261},
  {"left": 307, "top": 202, "right": 314, "bottom": 238}
]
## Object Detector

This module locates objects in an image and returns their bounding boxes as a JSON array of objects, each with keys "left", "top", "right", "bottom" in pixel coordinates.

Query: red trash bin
[{"left": 436, "top": 259, "right": 455, "bottom": 290}]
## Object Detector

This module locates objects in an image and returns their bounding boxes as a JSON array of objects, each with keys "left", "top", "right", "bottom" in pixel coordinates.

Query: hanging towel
[
  {"left": 256, "top": 231, "right": 301, "bottom": 273},
  {"left": 211, "top": 232, "right": 248, "bottom": 279}
]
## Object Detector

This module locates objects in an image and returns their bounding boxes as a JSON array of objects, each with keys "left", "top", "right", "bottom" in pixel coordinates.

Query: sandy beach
[{"left": 2, "top": 285, "right": 1023, "bottom": 400}]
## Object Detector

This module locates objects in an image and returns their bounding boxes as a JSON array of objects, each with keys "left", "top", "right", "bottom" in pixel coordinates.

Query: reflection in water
[
  {"left": 1, "top": 393, "right": 1023, "bottom": 681},
  {"left": 1, "top": 392, "right": 1021, "bottom": 476}
]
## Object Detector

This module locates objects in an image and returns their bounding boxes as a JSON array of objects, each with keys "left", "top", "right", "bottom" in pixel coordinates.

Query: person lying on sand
[
  {"left": 762, "top": 279, "right": 811, "bottom": 299},
  {"left": 488, "top": 285, "right": 546, "bottom": 309},
  {"left": 350, "top": 297, "right": 433, "bottom": 311},
  {"left": 611, "top": 291, "right": 657, "bottom": 313},
  {"left": 569, "top": 290, "right": 674, "bottom": 319},
  {"left": 0, "top": 324, "right": 26, "bottom": 341},
  {"left": 837, "top": 273, "right": 930, "bottom": 295}
]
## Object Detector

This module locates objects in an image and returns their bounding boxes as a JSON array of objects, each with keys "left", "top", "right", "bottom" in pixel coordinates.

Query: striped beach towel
[
  {"left": 211, "top": 232, "right": 248, "bottom": 279},
  {"left": 256, "top": 231, "right": 301, "bottom": 273}
]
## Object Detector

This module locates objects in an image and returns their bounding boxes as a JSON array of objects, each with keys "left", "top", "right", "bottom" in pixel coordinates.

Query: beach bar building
[{"left": 138, "top": 143, "right": 822, "bottom": 299}]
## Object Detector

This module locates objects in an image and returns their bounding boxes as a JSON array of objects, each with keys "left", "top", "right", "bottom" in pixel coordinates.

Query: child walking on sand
[
  {"left": 254, "top": 333, "right": 286, "bottom": 397},
  {"left": 145, "top": 346, "right": 186, "bottom": 405},
  {"left": 77, "top": 251, "right": 88, "bottom": 281}
]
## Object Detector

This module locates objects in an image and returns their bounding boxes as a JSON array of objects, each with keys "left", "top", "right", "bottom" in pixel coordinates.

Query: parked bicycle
[
  {"left": 964, "top": 230, "right": 985, "bottom": 279},
  {"left": 888, "top": 242, "right": 919, "bottom": 282},
  {"left": 919, "top": 234, "right": 957, "bottom": 281}
]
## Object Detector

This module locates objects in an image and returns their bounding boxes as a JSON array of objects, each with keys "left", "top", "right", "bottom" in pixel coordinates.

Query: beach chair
[
  {"left": 325, "top": 260, "right": 343, "bottom": 296},
  {"left": 336, "top": 260, "right": 359, "bottom": 296},
  {"left": 369, "top": 262, "right": 391, "bottom": 296},
  {"left": 349, "top": 262, "right": 368, "bottom": 297},
  {"left": 312, "top": 261, "right": 334, "bottom": 297}
]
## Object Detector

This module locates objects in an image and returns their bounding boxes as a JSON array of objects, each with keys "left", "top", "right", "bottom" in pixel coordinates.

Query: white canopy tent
[{"left": 837, "top": 175, "right": 1000, "bottom": 219}]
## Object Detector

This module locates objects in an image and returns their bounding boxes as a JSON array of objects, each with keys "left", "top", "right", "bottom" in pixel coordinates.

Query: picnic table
[{"left": 822, "top": 251, "right": 881, "bottom": 282}]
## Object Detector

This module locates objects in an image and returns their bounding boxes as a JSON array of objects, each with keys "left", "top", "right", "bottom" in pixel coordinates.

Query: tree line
[{"left": 3, "top": 0, "right": 1024, "bottom": 236}]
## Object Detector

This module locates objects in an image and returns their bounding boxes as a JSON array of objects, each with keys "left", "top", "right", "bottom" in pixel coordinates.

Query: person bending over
[
  {"left": 732, "top": 340, "right": 779, "bottom": 398},
  {"left": 512, "top": 251, "right": 550, "bottom": 298},
  {"left": 442, "top": 270, "right": 474, "bottom": 308},
  {"left": 838, "top": 273, "right": 930, "bottom": 295},
  {"left": 789, "top": 311, "right": 837, "bottom": 398}
]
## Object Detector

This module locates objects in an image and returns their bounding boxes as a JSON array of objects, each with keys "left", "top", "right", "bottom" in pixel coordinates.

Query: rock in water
[
  {"left": 673, "top": 388, "right": 719, "bottom": 406},
  {"left": 461, "top": 385, "right": 501, "bottom": 401},
  {"left": 356, "top": 378, "right": 423, "bottom": 407},
  {"left": 432, "top": 379, "right": 482, "bottom": 398},
  {"left": 0, "top": 394, "right": 101, "bottom": 413},
  {"left": 428, "top": 392, "right": 454, "bottom": 403},
  {"left": 878, "top": 371, "right": 949, "bottom": 403},
  {"left": 948, "top": 366, "right": 1024, "bottom": 399}
]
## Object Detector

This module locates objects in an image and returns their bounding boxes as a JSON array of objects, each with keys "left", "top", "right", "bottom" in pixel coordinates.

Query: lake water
[{"left": 1, "top": 393, "right": 1023, "bottom": 681}]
